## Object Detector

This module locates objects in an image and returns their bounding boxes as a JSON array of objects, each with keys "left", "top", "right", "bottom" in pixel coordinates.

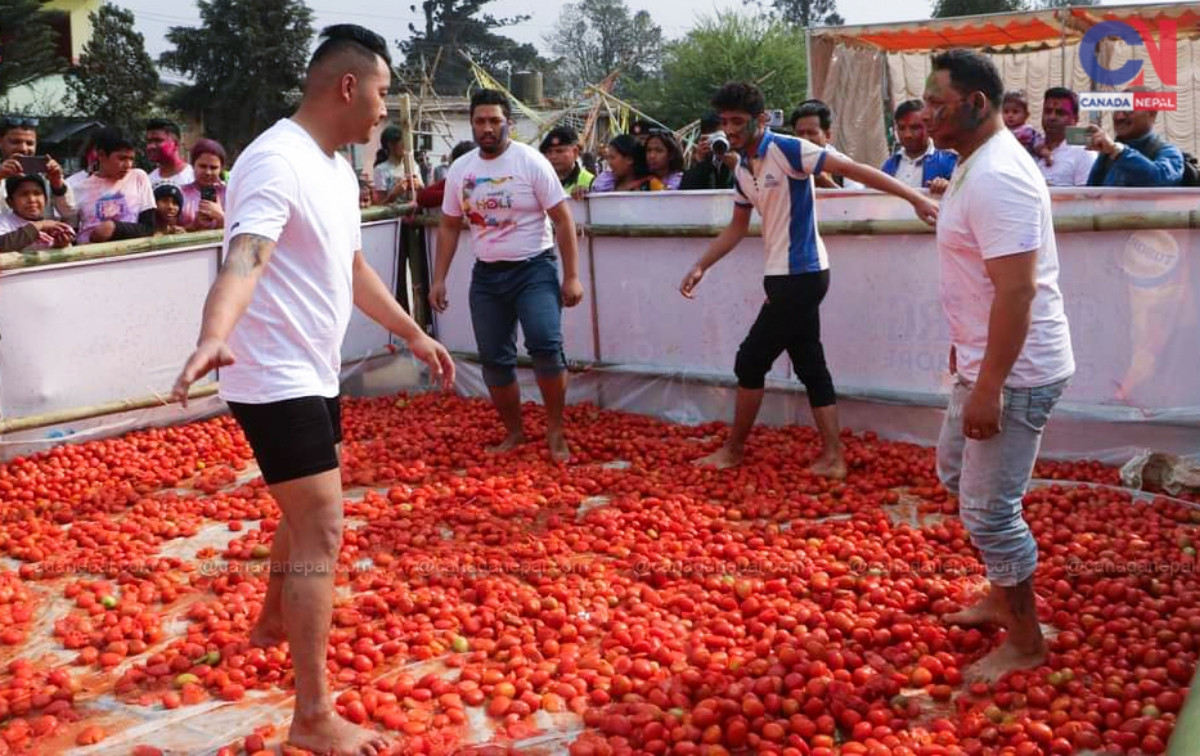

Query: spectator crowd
[{"left": 0, "top": 82, "right": 1192, "bottom": 253}]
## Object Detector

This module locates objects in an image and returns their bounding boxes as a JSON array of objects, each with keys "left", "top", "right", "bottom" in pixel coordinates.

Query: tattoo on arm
[{"left": 223, "top": 234, "right": 273, "bottom": 278}]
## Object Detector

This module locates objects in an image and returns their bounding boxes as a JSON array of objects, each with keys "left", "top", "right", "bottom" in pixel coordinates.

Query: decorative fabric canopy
[{"left": 811, "top": 2, "right": 1200, "bottom": 53}]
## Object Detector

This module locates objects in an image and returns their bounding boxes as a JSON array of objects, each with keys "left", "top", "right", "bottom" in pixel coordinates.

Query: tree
[
  {"left": 400, "top": 0, "right": 555, "bottom": 96},
  {"left": 760, "top": 0, "right": 843, "bottom": 27},
  {"left": 65, "top": 5, "right": 159, "bottom": 137},
  {"left": 1036, "top": 0, "right": 1097, "bottom": 6},
  {"left": 160, "top": 0, "right": 314, "bottom": 154},
  {"left": 931, "top": 0, "right": 1026, "bottom": 17},
  {"left": 544, "top": 0, "right": 663, "bottom": 97},
  {"left": 628, "top": 13, "right": 807, "bottom": 130},
  {"left": 0, "top": 0, "right": 65, "bottom": 99}
]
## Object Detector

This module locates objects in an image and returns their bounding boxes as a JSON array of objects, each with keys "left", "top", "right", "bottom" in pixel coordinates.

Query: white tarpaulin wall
[
  {"left": 429, "top": 190, "right": 1200, "bottom": 465},
  {"left": 810, "top": 3, "right": 1200, "bottom": 173}
]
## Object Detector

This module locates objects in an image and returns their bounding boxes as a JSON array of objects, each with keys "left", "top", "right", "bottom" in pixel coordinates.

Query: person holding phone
[
  {"left": 0, "top": 116, "right": 79, "bottom": 225},
  {"left": 0, "top": 175, "right": 75, "bottom": 251},
  {"left": 179, "top": 138, "right": 228, "bottom": 231},
  {"left": 1035, "top": 87, "right": 1096, "bottom": 187}
]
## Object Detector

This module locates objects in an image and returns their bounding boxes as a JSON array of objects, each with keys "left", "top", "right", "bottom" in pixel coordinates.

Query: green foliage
[
  {"left": 628, "top": 13, "right": 808, "bottom": 129},
  {"left": 0, "top": 0, "right": 66, "bottom": 98},
  {"left": 65, "top": 4, "right": 159, "bottom": 137},
  {"left": 160, "top": 0, "right": 314, "bottom": 154}
]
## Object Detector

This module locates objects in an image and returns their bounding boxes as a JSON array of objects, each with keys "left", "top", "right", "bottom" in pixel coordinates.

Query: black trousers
[{"left": 734, "top": 271, "right": 836, "bottom": 408}]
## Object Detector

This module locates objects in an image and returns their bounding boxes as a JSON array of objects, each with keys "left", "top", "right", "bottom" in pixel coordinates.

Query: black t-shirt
[{"left": 680, "top": 160, "right": 736, "bottom": 191}]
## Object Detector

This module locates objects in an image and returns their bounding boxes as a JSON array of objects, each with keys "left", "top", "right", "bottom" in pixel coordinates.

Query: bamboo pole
[
  {"left": 0, "top": 384, "right": 219, "bottom": 435},
  {"left": 398, "top": 93, "right": 419, "bottom": 203},
  {"left": 0, "top": 230, "right": 223, "bottom": 272}
]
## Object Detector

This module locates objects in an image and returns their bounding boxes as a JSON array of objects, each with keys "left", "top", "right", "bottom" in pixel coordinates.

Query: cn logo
[{"left": 1080, "top": 19, "right": 1178, "bottom": 88}]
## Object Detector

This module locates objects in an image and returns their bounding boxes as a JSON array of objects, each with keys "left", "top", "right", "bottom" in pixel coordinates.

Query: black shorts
[{"left": 226, "top": 395, "right": 343, "bottom": 485}]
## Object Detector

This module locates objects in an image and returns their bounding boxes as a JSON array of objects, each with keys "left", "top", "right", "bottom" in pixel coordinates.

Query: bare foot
[
  {"left": 694, "top": 446, "right": 743, "bottom": 469},
  {"left": 485, "top": 433, "right": 526, "bottom": 454},
  {"left": 289, "top": 712, "right": 391, "bottom": 756},
  {"left": 809, "top": 453, "right": 847, "bottom": 480},
  {"left": 547, "top": 430, "right": 571, "bottom": 463},
  {"left": 966, "top": 636, "right": 1048, "bottom": 684},
  {"left": 249, "top": 613, "right": 286, "bottom": 647},
  {"left": 944, "top": 590, "right": 1009, "bottom": 627}
]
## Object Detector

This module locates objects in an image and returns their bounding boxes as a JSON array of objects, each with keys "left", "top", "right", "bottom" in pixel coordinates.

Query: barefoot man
[
  {"left": 680, "top": 81, "right": 939, "bottom": 477},
  {"left": 430, "top": 89, "right": 584, "bottom": 461},
  {"left": 171, "top": 25, "right": 455, "bottom": 755},
  {"left": 923, "top": 50, "right": 1075, "bottom": 682}
]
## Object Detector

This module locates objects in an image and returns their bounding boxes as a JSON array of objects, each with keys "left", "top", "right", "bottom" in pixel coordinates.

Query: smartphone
[
  {"left": 199, "top": 185, "right": 217, "bottom": 202},
  {"left": 1066, "top": 126, "right": 1091, "bottom": 146},
  {"left": 15, "top": 155, "right": 49, "bottom": 174}
]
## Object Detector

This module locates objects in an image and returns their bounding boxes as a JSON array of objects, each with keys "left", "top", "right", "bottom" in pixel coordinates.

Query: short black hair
[
  {"left": 894, "top": 99, "right": 925, "bottom": 122},
  {"left": 790, "top": 99, "right": 832, "bottom": 132},
  {"left": 931, "top": 48, "right": 1004, "bottom": 109},
  {"left": 93, "top": 127, "right": 136, "bottom": 155},
  {"left": 0, "top": 116, "right": 38, "bottom": 139},
  {"left": 711, "top": 82, "right": 765, "bottom": 118},
  {"left": 540, "top": 126, "right": 579, "bottom": 153},
  {"left": 699, "top": 112, "right": 721, "bottom": 134},
  {"left": 145, "top": 118, "right": 181, "bottom": 139},
  {"left": 1043, "top": 86, "right": 1080, "bottom": 117},
  {"left": 450, "top": 140, "right": 475, "bottom": 162},
  {"left": 4, "top": 175, "right": 44, "bottom": 199},
  {"left": 309, "top": 24, "right": 392, "bottom": 69},
  {"left": 470, "top": 89, "right": 512, "bottom": 120},
  {"left": 1003, "top": 90, "right": 1029, "bottom": 111}
]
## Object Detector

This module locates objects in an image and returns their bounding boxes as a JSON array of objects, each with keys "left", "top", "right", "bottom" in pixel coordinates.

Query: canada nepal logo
[{"left": 1079, "top": 19, "right": 1177, "bottom": 111}]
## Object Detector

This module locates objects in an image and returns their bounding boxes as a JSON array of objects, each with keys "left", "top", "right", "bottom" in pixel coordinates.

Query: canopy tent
[{"left": 807, "top": 2, "right": 1200, "bottom": 171}]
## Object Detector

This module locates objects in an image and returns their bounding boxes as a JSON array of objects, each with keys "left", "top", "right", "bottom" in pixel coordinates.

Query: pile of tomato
[{"left": 0, "top": 392, "right": 1192, "bottom": 755}]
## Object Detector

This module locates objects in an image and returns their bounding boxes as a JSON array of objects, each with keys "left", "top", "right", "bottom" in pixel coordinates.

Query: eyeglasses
[{"left": 1, "top": 116, "right": 39, "bottom": 129}]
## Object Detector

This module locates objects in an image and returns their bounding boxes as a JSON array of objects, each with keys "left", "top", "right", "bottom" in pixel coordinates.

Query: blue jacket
[
  {"left": 1087, "top": 133, "right": 1183, "bottom": 187},
  {"left": 880, "top": 147, "right": 958, "bottom": 187}
]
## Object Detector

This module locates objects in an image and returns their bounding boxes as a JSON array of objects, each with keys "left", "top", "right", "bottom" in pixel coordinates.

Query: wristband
[{"left": 51, "top": 183, "right": 68, "bottom": 197}]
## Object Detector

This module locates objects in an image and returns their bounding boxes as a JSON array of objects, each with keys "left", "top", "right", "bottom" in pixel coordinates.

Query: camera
[{"left": 708, "top": 131, "right": 730, "bottom": 158}]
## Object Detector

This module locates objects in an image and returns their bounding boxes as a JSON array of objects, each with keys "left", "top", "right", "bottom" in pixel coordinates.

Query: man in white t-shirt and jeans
[
  {"left": 923, "top": 49, "right": 1075, "bottom": 683},
  {"left": 430, "top": 89, "right": 583, "bottom": 462},
  {"left": 172, "top": 25, "right": 454, "bottom": 756}
]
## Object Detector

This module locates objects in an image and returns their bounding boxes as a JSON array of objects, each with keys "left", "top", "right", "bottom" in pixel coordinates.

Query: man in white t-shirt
[
  {"left": 172, "top": 25, "right": 453, "bottom": 756},
  {"left": 430, "top": 89, "right": 583, "bottom": 462},
  {"left": 1036, "top": 87, "right": 1096, "bottom": 187},
  {"left": 145, "top": 118, "right": 195, "bottom": 188},
  {"left": 923, "top": 49, "right": 1074, "bottom": 684}
]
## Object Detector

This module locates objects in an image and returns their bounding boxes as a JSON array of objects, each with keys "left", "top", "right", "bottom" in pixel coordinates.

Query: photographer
[
  {"left": 681, "top": 113, "right": 737, "bottom": 191},
  {"left": 0, "top": 116, "right": 79, "bottom": 225}
]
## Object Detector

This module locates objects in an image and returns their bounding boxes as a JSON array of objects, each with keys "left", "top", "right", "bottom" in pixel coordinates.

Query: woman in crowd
[
  {"left": 372, "top": 125, "right": 424, "bottom": 205},
  {"left": 644, "top": 129, "right": 684, "bottom": 190},
  {"left": 592, "top": 135, "right": 663, "bottom": 193},
  {"left": 179, "top": 138, "right": 228, "bottom": 232}
]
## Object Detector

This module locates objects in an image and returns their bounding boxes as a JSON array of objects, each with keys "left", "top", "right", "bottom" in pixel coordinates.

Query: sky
[{"left": 113, "top": 0, "right": 1169, "bottom": 65}]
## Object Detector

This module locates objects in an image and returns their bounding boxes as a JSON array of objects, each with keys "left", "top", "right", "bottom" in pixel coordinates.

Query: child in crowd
[
  {"left": 0, "top": 175, "right": 74, "bottom": 250},
  {"left": 138, "top": 184, "right": 187, "bottom": 236},
  {"left": 1003, "top": 91, "right": 1050, "bottom": 162}
]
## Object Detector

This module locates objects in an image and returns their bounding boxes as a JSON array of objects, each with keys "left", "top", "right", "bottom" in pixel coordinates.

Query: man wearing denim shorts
[
  {"left": 923, "top": 49, "right": 1075, "bottom": 683},
  {"left": 431, "top": 89, "right": 584, "bottom": 462}
]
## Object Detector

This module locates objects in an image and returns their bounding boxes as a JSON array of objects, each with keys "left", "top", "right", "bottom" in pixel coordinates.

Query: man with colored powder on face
[
  {"left": 922, "top": 50, "right": 1074, "bottom": 683},
  {"left": 146, "top": 118, "right": 194, "bottom": 188}
]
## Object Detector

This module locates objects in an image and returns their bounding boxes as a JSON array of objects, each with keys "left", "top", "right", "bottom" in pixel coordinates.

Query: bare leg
[
  {"left": 536, "top": 371, "right": 570, "bottom": 462},
  {"left": 966, "top": 578, "right": 1047, "bottom": 684},
  {"left": 486, "top": 382, "right": 526, "bottom": 452},
  {"left": 944, "top": 583, "right": 1009, "bottom": 627},
  {"left": 697, "top": 388, "right": 764, "bottom": 469},
  {"left": 272, "top": 470, "right": 390, "bottom": 756},
  {"left": 249, "top": 518, "right": 288, "bottom": 647},
  {"left": 809, "top": 405, "right": 847, "bottom": 479}
]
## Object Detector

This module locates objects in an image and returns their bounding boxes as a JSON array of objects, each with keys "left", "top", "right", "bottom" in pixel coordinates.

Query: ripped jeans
[{"left": 937, "top": 377, "right": 1068, "bottom": 587}]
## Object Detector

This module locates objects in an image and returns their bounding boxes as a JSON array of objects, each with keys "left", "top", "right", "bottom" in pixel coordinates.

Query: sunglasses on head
[{"left": 2, "top": 116, "right": 38, "bottom": 129}]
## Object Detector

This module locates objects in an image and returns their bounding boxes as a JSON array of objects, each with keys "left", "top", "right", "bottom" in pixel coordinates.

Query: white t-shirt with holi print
[
  {"left": 441, "top": 142, "right": 566, "bottom": 263},
  {"left": 73, "top": 169, "right": 155, "bottom": 243},
  {"left": 149, "top": 164, "right": 195, "bottom": 189},
  {"left": 936, "top": 128, "right": 1075, "bottom": 388}
]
